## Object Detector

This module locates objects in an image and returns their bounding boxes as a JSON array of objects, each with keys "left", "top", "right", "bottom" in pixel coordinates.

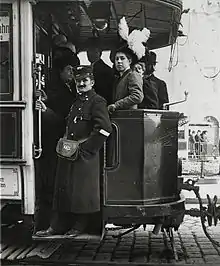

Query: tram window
[
  {"left": 0, "top": 5, "right": 12, "bottom": 100},
  {"left": 78, "top": 50, "right": 112, "bottom": 67}
]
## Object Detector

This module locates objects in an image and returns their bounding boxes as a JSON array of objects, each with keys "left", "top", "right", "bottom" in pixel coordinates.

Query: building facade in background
[{"left": 155, "top": 0, "right": 220, "bottom": 125}]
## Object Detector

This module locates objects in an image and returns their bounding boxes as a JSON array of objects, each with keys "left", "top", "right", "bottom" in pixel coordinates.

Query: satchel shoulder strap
[{"left": 64, "top": 92, "right": 97, "bottom": 138}]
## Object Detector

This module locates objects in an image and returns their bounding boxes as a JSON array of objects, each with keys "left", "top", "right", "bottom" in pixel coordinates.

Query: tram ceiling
[{"left": 34, "top": 0, "right": 183, "bottom": 50}]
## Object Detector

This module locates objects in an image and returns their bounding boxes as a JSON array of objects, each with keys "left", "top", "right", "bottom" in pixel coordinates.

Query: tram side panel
[
  {"left": 0, "top": 1, "right": 35, "bottom": 216},
  {"left": 104, "top": 110, "right": 180, "bottom": 223}
]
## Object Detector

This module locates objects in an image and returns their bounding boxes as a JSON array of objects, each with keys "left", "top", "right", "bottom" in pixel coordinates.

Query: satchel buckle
[{"left": 63, "top": 143, "right": 71, "bottom": 151}]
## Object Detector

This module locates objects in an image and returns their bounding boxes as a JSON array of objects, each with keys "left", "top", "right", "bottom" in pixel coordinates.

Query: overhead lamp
[
  {"left": 87, "top": 1, "right": 111, "bottom": 32},
  {"left": 93, "top": 18, "right": 108, "bottom": 31}
]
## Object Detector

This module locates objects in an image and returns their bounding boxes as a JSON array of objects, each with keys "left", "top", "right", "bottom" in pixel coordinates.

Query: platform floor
[{"left": 1, "top": 204, "right": 220, "bottom": 265}]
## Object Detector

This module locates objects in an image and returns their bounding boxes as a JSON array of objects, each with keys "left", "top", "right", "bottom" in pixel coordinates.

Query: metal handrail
[{"left": 34, "top": 63, "right": 43, "bottom": 159}]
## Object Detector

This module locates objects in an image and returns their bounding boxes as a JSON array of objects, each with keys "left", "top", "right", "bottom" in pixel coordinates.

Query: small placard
[
  {"left": 0, "top": 16, "right": 10, "bottom": 42},
  {"left": 0, "top": 167, "right": 20, "bottom": 197}
]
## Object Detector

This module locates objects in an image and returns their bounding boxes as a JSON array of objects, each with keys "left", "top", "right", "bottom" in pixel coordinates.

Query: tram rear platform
[{"left": 1, "top": 204, "right": 220, "bottom": 266}]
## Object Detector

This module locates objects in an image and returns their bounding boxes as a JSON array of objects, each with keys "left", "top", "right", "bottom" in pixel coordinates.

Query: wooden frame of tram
[
  {"left": 0, "top": 0, "right": 183, "bottom": 215},
  {"left": 1, "top": 1, "right": 220, "bottom": 261}
]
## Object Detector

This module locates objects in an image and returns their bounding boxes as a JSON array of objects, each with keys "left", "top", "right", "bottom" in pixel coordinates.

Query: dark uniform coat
[
  {"left": 150, "top": 74, "right": 169, "bottom": 109},
  {"left": 53, "top": 89, "right": 112, "bottom": 213},
  {"left": 138, "top": 75, "right": 159, "bottom": 109},
  {"left": 113, "top": 69, "right": 143, "bottom": 110},
  {"left": 92, "top": 59, "right": 114, "bottom": 105},
  {"left": 34, "top": 78, "right": 76, "bottom": 231}
]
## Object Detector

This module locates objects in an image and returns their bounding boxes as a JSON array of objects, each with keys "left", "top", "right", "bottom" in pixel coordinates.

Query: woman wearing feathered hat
[{"left": 108, "top": 17, "right": 150, "bottom": 113}]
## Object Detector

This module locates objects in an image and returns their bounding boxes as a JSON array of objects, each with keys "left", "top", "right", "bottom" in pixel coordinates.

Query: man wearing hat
[
  {"left": 142, "top": 51, "right": 169, "bottom": 110},
  {"left": 108, "top": 45, "right": 143, "bottom": 113},
  {"left": 35, "top": 66, "right": 112, "bottom": 238},
  {"left": 34, "top": 61, "right": 77, "bottom": 233},
  {"left": 87, "top": 39, "right": 114, "bottom": 105}
]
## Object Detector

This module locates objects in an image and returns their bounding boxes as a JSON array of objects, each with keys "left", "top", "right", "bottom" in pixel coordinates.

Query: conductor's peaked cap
[{"left": 74, "top": 66, "right": 94, "bottom": 80}]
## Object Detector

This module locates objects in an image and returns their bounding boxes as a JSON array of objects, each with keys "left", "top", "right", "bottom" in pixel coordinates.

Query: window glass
[{"left": 0, "top": 5, "right": 12, "bottom": 100}]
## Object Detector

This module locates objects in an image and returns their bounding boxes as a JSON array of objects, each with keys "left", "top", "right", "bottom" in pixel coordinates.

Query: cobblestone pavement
[{"left": 1, "top": 204, "right": 220, "bottom": 265}]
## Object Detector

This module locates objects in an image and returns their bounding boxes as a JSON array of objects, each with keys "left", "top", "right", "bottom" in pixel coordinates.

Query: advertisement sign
[
  {"left": 0, "top": 16, "right": 10, "bottom": 42},
  {"left": 0, "top": 167, "right": 21, "bottom": 198}
]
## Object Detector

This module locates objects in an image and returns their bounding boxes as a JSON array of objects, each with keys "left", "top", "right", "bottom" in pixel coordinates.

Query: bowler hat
[
  {"left": 55, "top": 54, "right": 80, "bottom": 70},
  {"left": 139, "top": 50, "right": 157, "bottom": 66},
  {"left": 57, "top": 42, "right": 76, "bottom": 54},
  {"left": 149, "top": 51, "right": 157, "bottom": 65}
]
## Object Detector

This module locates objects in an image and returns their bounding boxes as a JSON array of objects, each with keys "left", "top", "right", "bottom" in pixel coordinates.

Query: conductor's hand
[
  {"left": 35, "top": 89, "right": 48, "bottom": 102},
  {"left": 108, "top": 104, "right": 116, "bottom": 114},
  {"left": 35, "top": 99, "right": 47, "bottom": 112}
]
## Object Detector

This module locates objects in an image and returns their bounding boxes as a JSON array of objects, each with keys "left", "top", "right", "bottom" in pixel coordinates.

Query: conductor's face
[
  {"left": 76, "top": 76, "right": 94, "bottom": 93},
  {"left": 115, "top": 52, "right": 131, "bottom": 73}
]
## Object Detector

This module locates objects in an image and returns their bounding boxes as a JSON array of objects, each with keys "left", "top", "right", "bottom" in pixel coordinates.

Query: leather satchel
[
  {"left": 56, "top": 137, "right": 87, "bottom": 161},
  {"left": 56, "top": 138, "right": 79, "bottom": 161}
]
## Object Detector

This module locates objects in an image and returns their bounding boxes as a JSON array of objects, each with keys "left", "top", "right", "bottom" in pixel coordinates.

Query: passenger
[
  {"left": 46, "top": 60, "right": 77, "bottom": 118},
  {"left": 52, "top": 40, "right": 79, "bottom": 68},
  {"left": 35, "top": 66, "right": 112, "bottom": 238},
  {"left": 133, "top": 62, "right": 145, "bottom": 78},
  {"left": 51, "top": 39, "right": 80, "bottom": 83},
  {"left": 34, "top": 60, "right": 76, "bottom": 233},
  {"left": 142, "top": 51, "right": 169, "bottom": 110},
  {"left": 135, "top": 53, "right": 159, "bottom": 109},
  {"left": 87, "top": 39, "right": 114, "bottom": 105},
  {"left": 108, "top": 46, "right": 143, "bottom": 113},
  {"left": 52, "top": 34, "right": 67, "bottom": 49}
]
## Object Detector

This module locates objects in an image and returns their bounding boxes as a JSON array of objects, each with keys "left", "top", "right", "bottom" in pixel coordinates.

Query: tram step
[{"left": 32, "top": 233, "right": 102, "bottom": 242}]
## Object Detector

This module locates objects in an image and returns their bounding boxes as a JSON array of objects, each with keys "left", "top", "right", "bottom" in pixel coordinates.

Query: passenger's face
[
  {"left": 145, "top": 63, "right": 155, "bottom": 75},
  {"left": 134, "top": 63, "right": 145, "bottom": 77},
  {"left": 76, "top": 76, "right": 94, "bottom": 93},
  {"left": 60, "top": 65, "right": 74, "bottom": 83},
  {"left": 115, "top": 52, "right": 131, "bottom": 73}
]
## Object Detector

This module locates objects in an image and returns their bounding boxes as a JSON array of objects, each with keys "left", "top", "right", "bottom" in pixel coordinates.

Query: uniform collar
[{"left": 76, "top": 89, "right": 95, "bottom": 101}]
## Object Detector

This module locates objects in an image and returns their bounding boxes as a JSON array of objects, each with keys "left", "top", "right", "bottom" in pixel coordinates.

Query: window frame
[{"left": 0, "top": 3, "right": 14, "bottom": 100}]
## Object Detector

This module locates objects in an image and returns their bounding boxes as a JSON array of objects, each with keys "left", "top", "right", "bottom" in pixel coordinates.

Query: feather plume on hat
[{"left": 118, "top": 17, "right": 150, "bottom": 60}]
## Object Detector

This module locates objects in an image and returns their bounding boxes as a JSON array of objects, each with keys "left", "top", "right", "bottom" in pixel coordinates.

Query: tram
[{"left": 0, "top": 0, "right": 219, "bottom": 251}]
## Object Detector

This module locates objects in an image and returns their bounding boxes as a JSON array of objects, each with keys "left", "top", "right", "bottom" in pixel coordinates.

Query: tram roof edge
[{"left": 34, "top": 0, "right": 183, "bottom": 50}]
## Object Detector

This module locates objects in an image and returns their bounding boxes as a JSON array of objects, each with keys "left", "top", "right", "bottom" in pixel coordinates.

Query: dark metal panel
[
  {"left": 142, "top": 113, "right": 179, "bottom": 203},
  {"left": 104, "top": 110, "right": 180, "bottom": 207},
  {"left": 103, "top": 197, "right": 185, "bottom": 223},
  {"left": 0, "top": 108, "right": 22, "bottom": 158},
  {"left": 105, "top": 112, "right": 145, "bottom": 205}
]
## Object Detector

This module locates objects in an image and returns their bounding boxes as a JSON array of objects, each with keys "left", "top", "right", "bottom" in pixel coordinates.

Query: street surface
[{"left": 1, "top": 176, "right": 220, "bottom": 265}]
